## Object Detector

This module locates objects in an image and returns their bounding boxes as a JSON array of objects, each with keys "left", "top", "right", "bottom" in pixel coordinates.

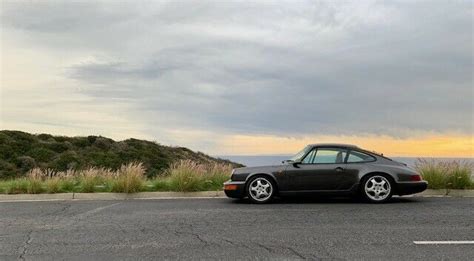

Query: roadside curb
[
  {"left": 0, "top": 190, "right": 472, "bottom": 202},
  {"left": 416, "top": 189, "right": 474, "bottom": 197},
  {"left": 0, "top": 191, "right": 226, "bottom": 202},
  {"left": 74, "top": 191, "right": 225, "bottom": 200}
]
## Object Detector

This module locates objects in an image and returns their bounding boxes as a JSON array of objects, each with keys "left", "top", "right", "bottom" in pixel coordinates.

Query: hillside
[{"left": 0, "top": 130, "right": 243, "bottom": 179}]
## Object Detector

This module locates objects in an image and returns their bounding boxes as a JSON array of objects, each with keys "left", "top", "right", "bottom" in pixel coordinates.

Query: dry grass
[
  {"left": 111, "top": 163, "right": 146, "bottom": 193},
  {"left": 415, "top": 159, "right": 473, "bottom": 189},
  {"left": 0, "top": 160, "right": 233, "bottom": 194},
  {"left": 166, "top": 160, "right": 232, "bottom": 192}
]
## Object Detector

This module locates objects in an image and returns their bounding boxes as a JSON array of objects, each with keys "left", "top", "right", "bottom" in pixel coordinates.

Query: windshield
[{"left": 288, "top": 146, "right": 311, "bottom": 162}]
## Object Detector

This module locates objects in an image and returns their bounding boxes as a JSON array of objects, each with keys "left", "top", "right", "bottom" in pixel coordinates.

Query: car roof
[{"left": 309, "top": 143, "right": 360, "bottom": 149}]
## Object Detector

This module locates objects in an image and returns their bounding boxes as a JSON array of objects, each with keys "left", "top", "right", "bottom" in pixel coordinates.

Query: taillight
[
  {"left": 410, "top": 175, "right": 422, "bottom": 181},
  {"left": 224, "top": 184, "right": 238, "bottom": 190}
]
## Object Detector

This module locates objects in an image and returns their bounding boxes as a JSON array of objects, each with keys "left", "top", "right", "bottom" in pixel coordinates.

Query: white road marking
[{"left": 414, "top": 241, "right": 474, "bottom": 245}]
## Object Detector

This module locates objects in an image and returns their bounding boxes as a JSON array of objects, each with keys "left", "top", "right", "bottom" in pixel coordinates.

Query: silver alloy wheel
[
  {"left": 249, "top": 177, "right": 273, "bottom": 202},
  {"left": 364, "top": 175, "right": 391, "bottom": 201}
]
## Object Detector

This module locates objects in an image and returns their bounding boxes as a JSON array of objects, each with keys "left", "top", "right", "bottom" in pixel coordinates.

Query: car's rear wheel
[
  {"left": 246, "top": 176, "right": 275, "bottom": 204},
  {"left": 361, "top": 175, "right": 393, "bottom": 203}
]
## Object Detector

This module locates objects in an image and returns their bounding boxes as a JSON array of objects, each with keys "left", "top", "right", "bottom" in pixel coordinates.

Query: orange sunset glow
[{"left": 220, "top": 134, "right": 474, "bottom": 157}]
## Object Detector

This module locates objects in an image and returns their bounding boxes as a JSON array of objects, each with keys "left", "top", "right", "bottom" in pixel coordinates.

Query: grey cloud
[{"left": 2, "top": 0, "right": 472, "bottom": 138}]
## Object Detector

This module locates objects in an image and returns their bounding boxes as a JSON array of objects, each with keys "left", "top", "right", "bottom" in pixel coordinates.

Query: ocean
[{"left": 219, "top": 155, "right": 474, "bottom": 168}]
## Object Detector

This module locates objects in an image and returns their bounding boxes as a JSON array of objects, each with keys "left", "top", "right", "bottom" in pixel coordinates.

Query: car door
[
  {"left": 284, "top": 147, "right": 348, "bottom": 191},
  {"left": 337, "top": 150, "right": 377, "bottom": 190}
]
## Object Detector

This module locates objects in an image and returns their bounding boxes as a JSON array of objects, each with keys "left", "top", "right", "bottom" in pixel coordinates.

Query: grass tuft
[
  {"left": 111, "top": 162, "right": 146, "bottom": 193},
  {"left": 166, "top": 160, "right": 232, "bottom": 192},
  {"left": 415, "top": 159, "right": 473, "bottom": 189}
]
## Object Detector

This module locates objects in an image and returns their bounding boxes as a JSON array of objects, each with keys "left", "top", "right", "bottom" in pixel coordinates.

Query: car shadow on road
[{"left": 230, "top": 196, "right": 419, "bottom": 205}]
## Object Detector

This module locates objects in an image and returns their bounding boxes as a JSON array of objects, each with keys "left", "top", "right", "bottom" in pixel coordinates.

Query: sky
[{"left": 0, "top": 0, "right": 473, "bottom": 157}]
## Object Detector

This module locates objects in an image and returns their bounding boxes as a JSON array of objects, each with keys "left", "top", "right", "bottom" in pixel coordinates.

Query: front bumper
[
  {"left": 223, "top": 180, "right": 246, "bottom": 198},
  {"left": 396, "top": 181, "right": 428, "bottom": 195}
]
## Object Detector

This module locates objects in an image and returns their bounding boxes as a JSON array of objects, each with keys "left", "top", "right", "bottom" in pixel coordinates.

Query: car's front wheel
[
  {"left": 361, "top": 175, "right": 393, "bottom": 203},
  {"left": 246, "top": 176, "right": 275, "bottom": 204}
]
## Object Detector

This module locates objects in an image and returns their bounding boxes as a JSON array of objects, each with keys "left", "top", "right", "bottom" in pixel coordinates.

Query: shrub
[
  {"left": 27, "top": 147, "right": 56, "bottom": 162},
  {"left": 16, "top": 156, "right": 37, "bottom": 172},
  {"left": 51, "top": 151, "right": 81, "bottom": 171},
  {"left": 150, "top": 178, "right": 171, "bottom": 191},
  {"left": 3, "top": 179, "right": 29, "bottom": 194},
  {"left": 0, "top": 160, "right": 18, "bottom": 179}
]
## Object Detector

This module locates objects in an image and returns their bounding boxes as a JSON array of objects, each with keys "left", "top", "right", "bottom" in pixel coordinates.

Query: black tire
[
  {"left": 360, "top": 174, "right": 394, "bottom": 203},
  {"left": 246, "top": 176, "right": 276, "bottom": 204}
]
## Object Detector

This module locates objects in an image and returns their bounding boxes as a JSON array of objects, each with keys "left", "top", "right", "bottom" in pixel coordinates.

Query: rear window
[{"left": 347, "top": 151, "right": 376, "bottom": 163}]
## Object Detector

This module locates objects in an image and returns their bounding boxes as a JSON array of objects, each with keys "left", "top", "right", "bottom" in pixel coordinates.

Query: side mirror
[{"left": 292, "top": 161, "right": 301, "bottom": 168}]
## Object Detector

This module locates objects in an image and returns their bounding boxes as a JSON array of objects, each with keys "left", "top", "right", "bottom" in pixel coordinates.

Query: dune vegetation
[
  {"left": 0, "top": 130, "right": 242, "bottom": 179},
  {"left": 0, "top": 160, "right": 234, "bottom": 194},
  {"left": 415, "top": 159, "right": 473, "bottom": 189}
]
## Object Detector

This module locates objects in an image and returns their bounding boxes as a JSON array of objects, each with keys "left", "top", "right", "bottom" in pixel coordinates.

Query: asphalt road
[{"left": 1, "top": 197, "right": 473, "bottom": 260}]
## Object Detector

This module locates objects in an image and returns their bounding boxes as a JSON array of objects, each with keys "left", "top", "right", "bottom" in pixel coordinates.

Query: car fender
[
  {"left": 245, "top": 172, "right": 280, "bottom": 188},
  {"left": 358, "top": 166, "right": 398, "bottom": 183}
]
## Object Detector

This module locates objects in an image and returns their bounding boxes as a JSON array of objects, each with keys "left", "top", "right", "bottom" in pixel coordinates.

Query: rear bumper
[
  {"left": 396, "top": 181, "right": 428, "bottom": 195},
  {"left": 223, "top": 181, "right": 246, "bottom": 198}
]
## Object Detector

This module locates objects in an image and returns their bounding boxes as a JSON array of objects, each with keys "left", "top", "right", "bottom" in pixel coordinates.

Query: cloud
[{"left": 1, "top": 0, "right": 472, "bottom": 154}]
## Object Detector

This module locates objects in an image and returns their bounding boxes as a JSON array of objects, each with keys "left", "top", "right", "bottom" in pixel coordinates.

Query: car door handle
[{"left": 335, "top": 167, "right": 345, "bottom": 172}]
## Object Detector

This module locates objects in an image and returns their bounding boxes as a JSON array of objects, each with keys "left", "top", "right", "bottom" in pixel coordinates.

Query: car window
[
  {"left": 302, "top": 149, "right": 316, "bottom": 163},
  {"left": 313, "top": 148, "right": 347, "bottom": 164},
  {"left": 302, "top": 148, "right": 347, "bottom": 164},
  {"left": 347, "top": 151, "right": 375, "bottom": 163}
]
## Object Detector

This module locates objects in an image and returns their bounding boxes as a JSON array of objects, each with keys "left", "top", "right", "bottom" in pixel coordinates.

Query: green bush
[
  {"left": 27, "top": 147, "right": 56, "bottom": 162},
  {"left": 3, "top": 179, "right": 29, "bottom": 194},
  {"left": 16, "top": 156, "right": 37, "bottom": 172},
  {"left": 149, "top": 178, "right": 171, "bottom": 191},
  {"left": 0, "top": 160, "right": 18, "bottom": 179}
]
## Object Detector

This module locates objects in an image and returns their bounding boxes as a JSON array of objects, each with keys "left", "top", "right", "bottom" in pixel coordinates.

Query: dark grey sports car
[{"left": 224, "top": 144, "right": 427, "bottom": 203}]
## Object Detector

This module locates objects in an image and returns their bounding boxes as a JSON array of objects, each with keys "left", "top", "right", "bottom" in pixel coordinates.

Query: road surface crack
[
  {"left": 285, "top": 246, "right": 306, "bottom": 259},
  {"left": 171, "top": 222, "right": 211, "bottom": 247},
  {"left": 256, "top": 243, "right": 275, "bottom": 254},
  {"left": 18, "top": 230, "right": 33, "bottom": 261}
]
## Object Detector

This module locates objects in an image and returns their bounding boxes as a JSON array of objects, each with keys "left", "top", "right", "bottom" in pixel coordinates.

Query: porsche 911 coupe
[{"left": 224, "top": 144, "right": 427, "bottom": 203}]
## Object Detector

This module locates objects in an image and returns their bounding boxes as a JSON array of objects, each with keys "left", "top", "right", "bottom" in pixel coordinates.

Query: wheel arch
[
  {"left": 359, "top": 171, "right": 396, "bottom": 190},
  {"left": 245, "top": 173, "right": 279, "bottom": 192}
]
